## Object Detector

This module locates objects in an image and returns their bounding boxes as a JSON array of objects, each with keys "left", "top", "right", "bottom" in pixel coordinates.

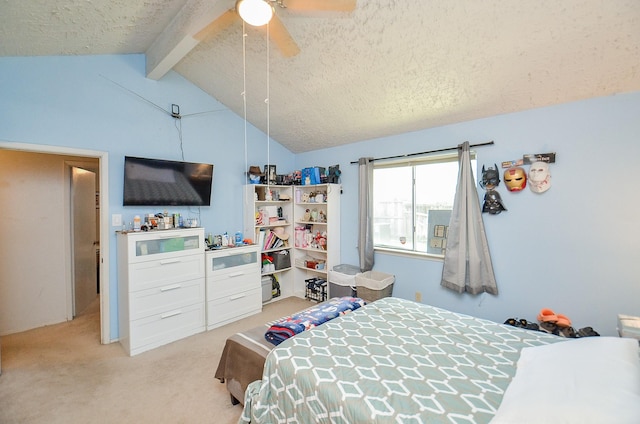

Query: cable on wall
[
  {"left": 265, "top": 20, "right": 271, "bottom": 189},
  {"left": 174, "top": 118, "right": 185, "bottom": 160},
  {"left": 242, "top": 20, "right": 248, "bottom": 184}
]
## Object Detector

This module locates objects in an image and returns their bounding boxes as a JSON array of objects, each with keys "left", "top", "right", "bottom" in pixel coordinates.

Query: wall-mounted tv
[{"left": 123, "top": 156, "right": 214, "bottom": 206}]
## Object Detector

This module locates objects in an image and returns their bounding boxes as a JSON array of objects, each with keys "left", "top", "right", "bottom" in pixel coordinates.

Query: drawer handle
[
  {"left": 228, "top": 272, "right": 245, "bottom": 278},
  {"left": 161, "top": 310, "right": 182, "bottom": 319},
  {"left": 160, "top": 284, "right": 182, "bottom": 292},
  {"left": 159, "top": 259, "right": 181, "bottom": 265},
  {"left": 229, "top": 293, "right": 246, "bottom": 301}
]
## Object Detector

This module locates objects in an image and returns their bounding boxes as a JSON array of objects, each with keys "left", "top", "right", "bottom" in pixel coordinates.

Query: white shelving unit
[
  {"left": 243, "top": 184, "right": 294, "bottom": 301},
  {"left": 292, "top": 183, "right": 341, "bottom": 301}
]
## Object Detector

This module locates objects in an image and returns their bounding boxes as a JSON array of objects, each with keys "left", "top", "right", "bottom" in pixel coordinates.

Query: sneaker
[
  {"left": 558, "top": 326, "right": 577, "bottom": 338},
  {"left": 504, "top": 318, "right": 519, "bottom": 327},
  {"left": 577, "top": 327, "right": 600, "bottom": 337},
  {"left": 539, "top": 321, "right": 559, "bottom": 335}
]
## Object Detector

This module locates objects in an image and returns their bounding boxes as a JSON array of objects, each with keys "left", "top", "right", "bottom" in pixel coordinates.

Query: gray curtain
[
  {"left": 441, "top": 142, "right": 498, "bottom": 295},
  {"left": 358, "top": 157, "right": 374, "bottom": 272}
]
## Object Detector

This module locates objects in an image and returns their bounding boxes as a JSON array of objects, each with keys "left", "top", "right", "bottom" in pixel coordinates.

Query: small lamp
[{"left": 236, "top": 0, "right": 274, "bottom": 27}]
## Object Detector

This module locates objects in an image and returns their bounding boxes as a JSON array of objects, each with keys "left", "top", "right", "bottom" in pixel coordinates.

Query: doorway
[
  {"left": 70, "top": 165, "right": 99, "bottom": 317},
  {"left": 0, "top": 141, "right": 110, "bottom": 344}
]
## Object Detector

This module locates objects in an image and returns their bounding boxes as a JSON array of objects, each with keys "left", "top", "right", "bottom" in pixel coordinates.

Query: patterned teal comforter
[{"left": 241, "top": 297, "right": 564, "bottom": 424}]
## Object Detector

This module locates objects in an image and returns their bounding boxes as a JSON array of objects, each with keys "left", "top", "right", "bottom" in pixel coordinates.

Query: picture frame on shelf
[{"left": 264, "top": 165, "right": 277, "bottom": 185}]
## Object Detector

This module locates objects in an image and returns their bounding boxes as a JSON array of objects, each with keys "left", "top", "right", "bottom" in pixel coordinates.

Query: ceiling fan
[{"left": 194, "top": 0, "right": 357, "bottom": 57}]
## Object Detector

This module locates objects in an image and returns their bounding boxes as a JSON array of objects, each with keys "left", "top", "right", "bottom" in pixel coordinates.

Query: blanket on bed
[
  {"left": 244, "top": 297, "right": 567, "bottom": 424},
  {"left": 265, "top": 296, "right": 365, "bottom": 345}
]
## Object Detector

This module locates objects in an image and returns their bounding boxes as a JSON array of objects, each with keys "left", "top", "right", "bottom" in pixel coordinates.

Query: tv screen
[{"left": 123, "top": 156, "right": 214, "bottom": 206}]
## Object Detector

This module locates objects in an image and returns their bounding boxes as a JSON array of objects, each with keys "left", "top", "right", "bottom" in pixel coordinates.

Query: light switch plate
[{"left": 112, "top": 214, "right": 123, "bottom": 227}]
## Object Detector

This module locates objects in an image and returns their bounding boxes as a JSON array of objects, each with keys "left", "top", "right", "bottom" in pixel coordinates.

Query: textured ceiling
[{"left": 1, "top": 0, "right": 639, "bottom": 153}]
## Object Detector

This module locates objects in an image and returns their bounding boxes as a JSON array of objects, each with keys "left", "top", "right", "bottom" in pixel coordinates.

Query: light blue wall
[
  {"left": 2, "top": 54, "right": 638, "bottom": 338},
  {"left": 297, "top": 91, "right": 640, "bottom": 336},
  {"left": 0, "top": 54, "right": 294, "bottom": 339}
]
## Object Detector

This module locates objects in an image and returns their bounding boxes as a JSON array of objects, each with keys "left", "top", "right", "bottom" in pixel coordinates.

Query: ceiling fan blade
[
  {"left": 284, "top": 0, "right": 357, "bottom": 12},
  {"left": 264, "top": 14, "right": 300, "bottom": 57},
  {"left": 193, "top": 8, "right": 239, "bottom": 42}
]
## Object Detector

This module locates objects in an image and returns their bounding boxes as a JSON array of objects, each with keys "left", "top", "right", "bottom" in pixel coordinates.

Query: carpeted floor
[{"left": 0, "top": 295, "right": 313, "bottom": 424}]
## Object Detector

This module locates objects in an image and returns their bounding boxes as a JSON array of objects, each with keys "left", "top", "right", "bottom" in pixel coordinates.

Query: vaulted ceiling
[{"left": 1, "top": 0, "right": 639, "bottom": 152}]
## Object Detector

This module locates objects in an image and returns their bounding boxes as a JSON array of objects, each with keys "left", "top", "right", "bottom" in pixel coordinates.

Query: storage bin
[
  {"left": 329, "top": 282, "right": 356, "bottom": 298},
  {"left": 261, "top": 276, "right": 273, "bottom": 303},
  {"left": 273, "top": 250, "right": 291, "bottom": 270},
  {"left": 305, "top": 278, "right": 327, "bottom": 302},
  {"left": 355, "top": 271, "right": 395, "bottom": 303},
  {"left": 328, "top": 264, "right": 360, "bottom": 298}
]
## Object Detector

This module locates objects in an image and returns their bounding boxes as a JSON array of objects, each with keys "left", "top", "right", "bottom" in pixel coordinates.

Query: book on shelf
[
  {"left": 260, "top": 229, "right": 289, "bottom": 250},
  {"left": 258, "top": 229, "right": 267, "bottom": 250},
  {"left": 263, "top": 231, "right": 275, "bottom": 250}
]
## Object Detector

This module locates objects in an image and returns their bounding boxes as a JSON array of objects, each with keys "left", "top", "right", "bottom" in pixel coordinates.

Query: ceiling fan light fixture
[{"left": 236, "top": 0, "right": 274, "bottom": 27}]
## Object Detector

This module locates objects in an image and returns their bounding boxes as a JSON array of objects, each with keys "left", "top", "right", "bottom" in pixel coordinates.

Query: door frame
[{"left": 0, "top": 141, "right": 110, "bottom": 344}]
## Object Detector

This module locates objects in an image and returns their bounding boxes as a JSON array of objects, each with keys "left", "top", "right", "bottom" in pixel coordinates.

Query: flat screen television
[{"left": 123, "top": 156, "right": 214, "bottom": 206}]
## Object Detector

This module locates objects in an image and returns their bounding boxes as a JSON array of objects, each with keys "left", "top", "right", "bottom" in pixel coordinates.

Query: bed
[
  {"left": 215, "top": 297, "right": 365, "bottom": 405},
  {"left": 240, "top": 297, "right": 640, "bottom": 424}
]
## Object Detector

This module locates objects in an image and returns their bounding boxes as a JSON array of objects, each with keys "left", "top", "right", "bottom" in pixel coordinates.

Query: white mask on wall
[{"left": 528, "top": 161, "right": 551, "bottom": 193}]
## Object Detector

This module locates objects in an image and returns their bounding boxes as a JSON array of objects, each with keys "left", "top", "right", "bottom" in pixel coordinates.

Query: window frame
[{"left": 372, "top": 151, "right": 476, "bottom": 260}]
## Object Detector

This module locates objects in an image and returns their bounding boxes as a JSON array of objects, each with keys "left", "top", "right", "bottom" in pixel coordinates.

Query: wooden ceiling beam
[{"left": 145, "top": 0, "right": 231, "bottom": 80}]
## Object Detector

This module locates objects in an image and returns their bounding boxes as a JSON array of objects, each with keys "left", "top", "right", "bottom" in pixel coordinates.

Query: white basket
[
  {"left": 355, "top": 271, "right": 394, "bottom": 290},
  {"left": 355, "top": 271, "right": 395, "bottom": 303}
]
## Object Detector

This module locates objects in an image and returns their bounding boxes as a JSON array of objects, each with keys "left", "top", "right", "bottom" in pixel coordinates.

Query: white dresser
[
  {"left": 205, "top": 244, "right": 261, "bottom": 330},
  {"left": 117, "top": 228, "right": 205, "bottom": 356}
]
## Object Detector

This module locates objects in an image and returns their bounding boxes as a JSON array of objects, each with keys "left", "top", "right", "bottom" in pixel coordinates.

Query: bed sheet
[{"left": 242, "top": 297, "right": 564, "bottom": 424}]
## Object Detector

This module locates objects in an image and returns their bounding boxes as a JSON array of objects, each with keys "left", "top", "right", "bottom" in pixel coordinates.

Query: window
[{"left": 372, "top": 152, "right": 477, "bottom": 257}]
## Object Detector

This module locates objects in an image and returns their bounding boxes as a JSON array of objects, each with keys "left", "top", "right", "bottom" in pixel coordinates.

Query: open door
[{"left": 71, "top": 166, "right": 98, "bottom": 317}]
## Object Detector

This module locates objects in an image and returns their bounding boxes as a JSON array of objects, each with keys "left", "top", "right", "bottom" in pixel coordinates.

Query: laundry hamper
[
  {"left": 355, "top": 271, "right": 395, "bottom": 303},
  {"left": 328, "top": 264, "right": 360, "bottom": 298}
]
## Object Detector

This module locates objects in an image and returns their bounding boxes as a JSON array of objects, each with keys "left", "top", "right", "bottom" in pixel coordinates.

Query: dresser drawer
[
  {"left": 129, "top": 302, "right": 205, "bottom": 356},
  {"left": 125, "top": 228, "right": 204, "bottom": 264},
  {"left": 206, "top": 247, "right": 259, "bottom": 275},
  {"left": 129, "top": 254, "right": 204, "bottom": 292},
  {"left": 129, "top": 278, "right": 204, "bottom": 321},
  {"left": 206, "top": 287, "right": 261, "bottom": 330},
  {"left": 207, "top": 267, "right": 259, "bottom": 300}
]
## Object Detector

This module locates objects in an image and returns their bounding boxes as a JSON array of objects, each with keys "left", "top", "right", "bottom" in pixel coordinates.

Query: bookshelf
[{"left": 243, "top": 184, "right": 294, "bottom": 301}]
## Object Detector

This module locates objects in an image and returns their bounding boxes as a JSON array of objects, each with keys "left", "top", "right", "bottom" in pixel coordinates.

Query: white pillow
[{"left": 490, "top": 337, "right": 640, "bottom": 424}]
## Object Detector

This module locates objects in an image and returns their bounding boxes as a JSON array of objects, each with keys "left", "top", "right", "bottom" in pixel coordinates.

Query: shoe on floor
[
  {"left": 539, "top": 321, "right": 559, "bottom": 335},
  {"left": 523, "top": 321, "right": 541, "bottom": 331},
  {"left": 537, "top": 308, "right": 558, "bottom": 323},
  {"left": 577, "top": 326, "right": 600, "bottom": 337},
  {"left": 556, "top": 313, "right": 572, "bottom": 328},
  {"left": 558, "top": 326, "right": 577, "bottom": 338},
  {"left": 504, "top": 318, "right": 519, "bottom": 327}
]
